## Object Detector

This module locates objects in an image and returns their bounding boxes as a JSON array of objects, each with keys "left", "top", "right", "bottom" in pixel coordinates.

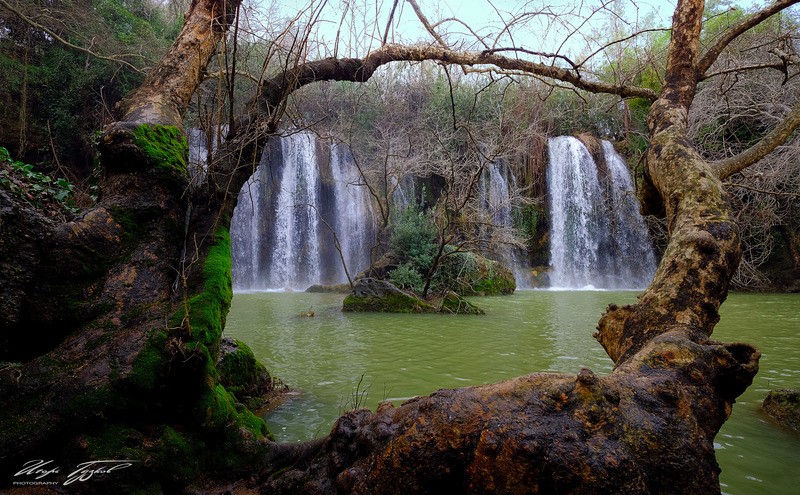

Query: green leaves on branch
[
  {"left": 389, "top": 204, "right": 438, "bottom": 273},
  {"left": 0, "top": 146, "right": 76, "bottom": 212}
]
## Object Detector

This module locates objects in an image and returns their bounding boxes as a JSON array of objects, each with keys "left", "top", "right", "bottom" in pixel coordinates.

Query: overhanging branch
[
  {"left": 252, "top": 43, "right": 657, "bottom": 120},
  {"left": 697, "top": 0, "right": 800, "bottom": 77},
  {"left": 711, "top": 99, "right": 800, "bottom": 179}
]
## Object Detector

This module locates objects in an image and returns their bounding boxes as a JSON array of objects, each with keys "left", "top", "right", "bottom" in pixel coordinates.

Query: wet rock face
[
  {"left": 763, "top": 389, "right": 800, "bottom": 430},
  {"left": 0, "top": 189, "right": 50, "bottom": 354}
]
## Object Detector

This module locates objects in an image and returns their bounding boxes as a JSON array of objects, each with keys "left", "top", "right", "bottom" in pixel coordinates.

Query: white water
[
  {"left": 478, "top": 160, "right": 532, "bottom": 288},
  {"left": 330, "top": 142, "right": 376, "bottom": 283},
  {"left": 547, "top": 136, "right": 656, "bottom": 289},
  {"left": 230, "top": 133, "right": 375, "bottom": 291},
  {"left": 268, "top": 133, "right": 323, "bottom": 290}
]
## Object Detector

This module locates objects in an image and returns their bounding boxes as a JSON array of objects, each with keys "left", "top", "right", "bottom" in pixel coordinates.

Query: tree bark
[{"left": 0, "top": 1, "right": 264, "bottom": 491}]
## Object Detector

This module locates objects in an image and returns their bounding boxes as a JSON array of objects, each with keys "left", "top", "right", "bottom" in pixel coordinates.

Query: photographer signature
[{"left": 14, "top": 459, "right": 136, "bottom": 486}]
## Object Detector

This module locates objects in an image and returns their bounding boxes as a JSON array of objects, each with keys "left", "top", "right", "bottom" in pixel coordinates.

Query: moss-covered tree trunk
[{"left": 0, "top": 1, "right": 273, "bottom": 492}]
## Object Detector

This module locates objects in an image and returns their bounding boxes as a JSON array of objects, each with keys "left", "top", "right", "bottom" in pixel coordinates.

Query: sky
[
  {"left": 253, "top": 0, "right": 680, "bottom": 57},
  {"left": 247, "top": 0, "right": 792, "bottom": 65}
]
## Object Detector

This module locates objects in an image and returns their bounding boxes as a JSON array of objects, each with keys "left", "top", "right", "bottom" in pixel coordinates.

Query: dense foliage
[
  {"left": 2, "top": 0, "right": 797, "bottom": 289},
  {"left": 0, "top": 0, "right": 180, "bottom": 179}
]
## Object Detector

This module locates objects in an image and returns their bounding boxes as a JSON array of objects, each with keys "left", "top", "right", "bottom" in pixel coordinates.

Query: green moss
[
  {"left": 343, "top": 292, "right": 437, "bottom": 313},
  {"left": 218, "top": 339, "right": 269, "bottom": 399},
  {"left": 172, "top": 228, "right": 233, "bottom": 352},
  {"left": 195, "top": 384, "right": 238, "bottom": 431},
  {"left": 65, "top": 384, "right": 121, "bottom": 421},
  {"left": 128, "top": 329, "right": 169, "bottom": 393},
  {"left": 132, "top": 124, "right": 188, "bottom": 178},
  {"left": 155, "top": 426, "right": 202, "bottom": 483},
  {"left": 84, "top": 423, "right": 143, "bottom": 459},
  {"left": 107, "top": 205, "right": 149, "bottom": 250},
  {"left": 128, "top": 227, "right": 271, "bottom": 478},
  {"left": 193, "top": 383, "right": 272, "bottom": 473},
  {"left": 470, "top": 260, "right": 516, "bottom": 295}
]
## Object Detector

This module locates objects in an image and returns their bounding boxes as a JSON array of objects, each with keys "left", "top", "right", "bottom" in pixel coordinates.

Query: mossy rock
[
  {"left": 468, "top": 257, "right": 516, "bottom": 295},
  {"left": 343, "top": 292, "right": 436, "bottom": 313},
  {"left": 306, "top": 283, "right": 352, "bottom": 293},
  {"left": 343, "top": 278, "right": 436, "bottom": 313},
  {"left": 763, "top": 389, "right": 800, "bottom": 430},
  {"left": 218, "top": 337, "right": 273, "bottom": 409},
  {"left": 438, "top": 292, "right": 485, "bottom": 315}
]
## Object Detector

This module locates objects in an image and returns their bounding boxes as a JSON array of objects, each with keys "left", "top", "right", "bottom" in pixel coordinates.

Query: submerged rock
[
  {"left": 342, "top": 278, "right": 487, "bottom": 315},
  {"left": 763, "top": 389, "right": 800, "bottom": 430},
  {"left": 306, "top": 283, "right": 352, "bottom": 293},
  {"left": 438, "top": 291, "right": 485, "bottom": 315},
  {"left": 343, "top": 278, "right": 436, "bottom": 313}
]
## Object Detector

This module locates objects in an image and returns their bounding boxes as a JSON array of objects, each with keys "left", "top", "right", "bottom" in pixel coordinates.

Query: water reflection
[{"left": 714, "top": 293, "right": 800, "bottom": 495}]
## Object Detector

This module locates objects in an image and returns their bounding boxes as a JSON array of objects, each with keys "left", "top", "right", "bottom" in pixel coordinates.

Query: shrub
[
  {"left": 389, "top": 205, "right": 437, "bottom": 273},
  {"left": 388, "top": 264, "right": 425, "bottom": 293}
]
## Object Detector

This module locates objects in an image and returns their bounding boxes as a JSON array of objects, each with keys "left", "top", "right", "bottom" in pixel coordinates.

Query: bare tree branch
[
  {"left": 697, "top": 0, "right": 800, "bottom": 77},
  {"left": 578, "top": 28, "right": 672, "bottom": 69},
  {"left": 725, "top": 180, "right": 800, "bottom": 198},
  {"left": 406, "top": 0, "right": 449, "bottom": 49},
  {"left": 701, "top": 62, "right": 792, "bottom": 80},
  {"left": 711, "top": 99, "right": 800, "bottom": 179},
  {"left": 252, "top": 43, "right": 657, "bottom": 123},
  {"left": 0, "top": 0, "right": 144, "bottom": 73},
  {"left": 430, "top": 17, "right": 491, "bottom": 49}
]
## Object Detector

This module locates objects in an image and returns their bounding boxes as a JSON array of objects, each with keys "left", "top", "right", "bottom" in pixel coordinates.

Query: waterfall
[
  {"left": 547, "top": 136, "right": 656, "bottom": 289},
  {"left": 601, "top": 141, "right": 658, "bottom": 287},
  {"left": 230, "top": 132, "right": 375, "bottom": 291},
  {"left": 330, "top": 142, "right": 376, "bottom": 283},
  {"left": 391, "top": 175, "right": 415, "bottom": 212},
  {"left": 267, "top": 133, "right": 322, "bottom": 290},
  {"left": 478, "top": 161, "right": 532, "bottom": 288}
]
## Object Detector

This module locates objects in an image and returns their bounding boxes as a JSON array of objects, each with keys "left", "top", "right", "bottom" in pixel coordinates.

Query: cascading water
[
  {"left": 478, "top": 161, "right": 532, "bottom": 287},
  {"left": 547, "top": 136, "right": 656, "bottom": 289},
  {"left": 601, "top": 141, "right": 658, "bottom": 287},
  {"left": 267, "top": 133, "right": 322, "bottom": 290},
  {"left": 230, "top": 132, "right": 376, "bottom": 291},
  {"left": 330, "top": 142, "right": 376, "bottom": 283}
]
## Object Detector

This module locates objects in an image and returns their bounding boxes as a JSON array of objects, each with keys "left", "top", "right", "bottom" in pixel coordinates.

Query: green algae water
[{"left": 224, "top": 291, "right": 800, "bottom": 495}]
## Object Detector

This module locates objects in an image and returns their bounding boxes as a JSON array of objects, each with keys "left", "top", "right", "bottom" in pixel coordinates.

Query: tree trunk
[
  {"left": 0, "top": 1, "right": 270, "bottom": 491},
  {"left": 249, "top": 1, "right": 759, "bottom": 493},
  {"left": 1, "top": 0, "right": 790, "bottom": 492}
]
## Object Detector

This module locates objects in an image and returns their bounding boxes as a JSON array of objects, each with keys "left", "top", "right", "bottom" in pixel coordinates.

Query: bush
[
  {"left": 389, "top": 205, "right": 437, "bottom": 273},
  {"left": 430, "top": 248, "right": 479, "bottom": 294},
  {"left": 388, "top": 264, "right": 425, "bottom": 293}
]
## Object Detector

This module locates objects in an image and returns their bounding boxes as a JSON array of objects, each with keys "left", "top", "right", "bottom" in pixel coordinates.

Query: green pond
[{"left": 224, "top": 290, "right": 800, "bottom": 495}]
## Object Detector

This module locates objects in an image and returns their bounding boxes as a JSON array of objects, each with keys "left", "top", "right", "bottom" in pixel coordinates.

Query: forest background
[{"left": 1, "top": 0, "right": 797, "bottom": 291}]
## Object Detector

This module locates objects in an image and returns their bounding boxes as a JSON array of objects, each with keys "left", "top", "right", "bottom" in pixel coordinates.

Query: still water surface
[{"left": 225, "top": 291, "right": 799, "bottom": 494}]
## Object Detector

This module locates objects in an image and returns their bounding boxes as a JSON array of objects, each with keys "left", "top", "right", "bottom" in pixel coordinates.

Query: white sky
[
  {"left": 255, "top": 0, "right": 679, "bottom": 56},
  {"left": 249, "top": 0, "right": 788, "bottom": 63}
]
